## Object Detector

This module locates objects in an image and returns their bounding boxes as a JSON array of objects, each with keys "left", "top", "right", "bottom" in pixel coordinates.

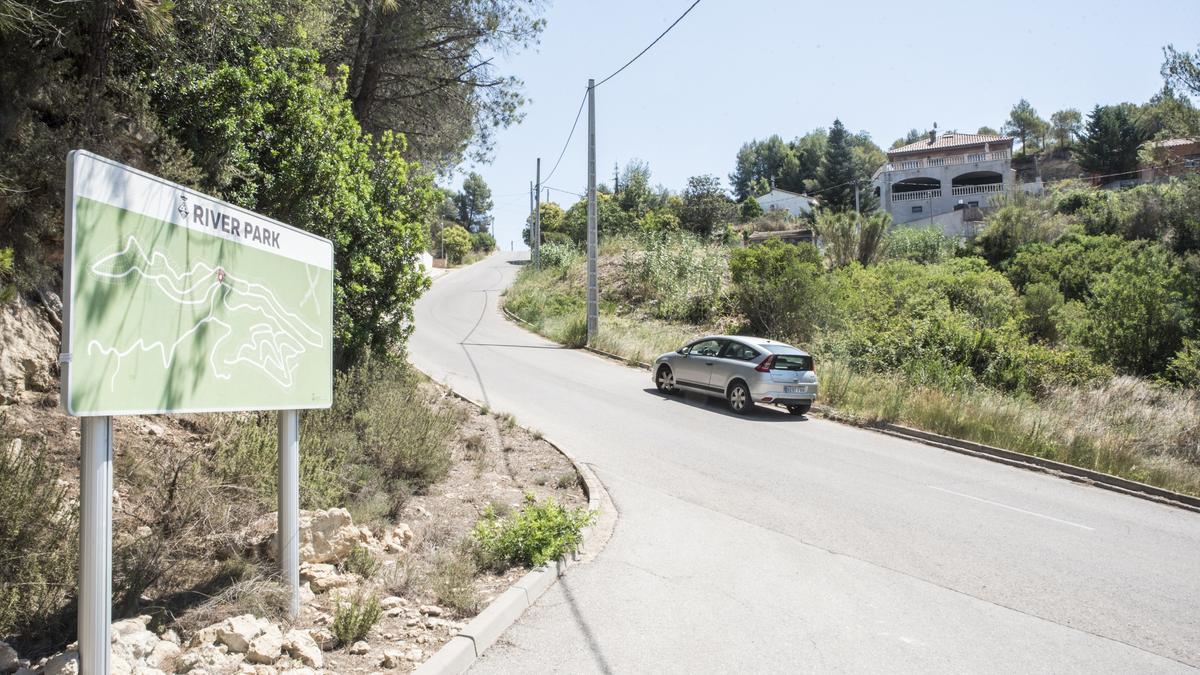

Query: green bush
[
  {"left": 473, "top": 493, "right": 593, "bottom": 570},
  {"left": 0, "top": 432, "right": 78, "bottom": 651},
  {"left": 540, "top": 242, "right": 581, "bottom": 271},
  {"left": 620, "top": 231, "right": 727, "bottom": 323},
  {"left": 442, "top": 225, "right": 472, "bottom": 264},
  {"left": 471, "top": 231, "right": 496, "bottom": 252},
  {"left": 886, "top": 227, "right": 958, "bottom": 264},
  {"left": 342, "top": 545, "right": 379, "bottom": 579},
  {"left": 1081, "top": 245, "right": 1187, "bottom": 375},
  {"left": 332, "top": 592, "right": 381, "bottom": 646},
  {"left": 729, "top": 239, "right": 829, "bottom": 340}
]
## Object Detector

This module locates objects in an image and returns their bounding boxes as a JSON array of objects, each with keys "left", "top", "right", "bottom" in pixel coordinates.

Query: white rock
[
  {"left": 418, "top": 605, "right": 443, "bottom": 617},
  {"left": 381, "top": 523, "right": 414, "bottom": 553},
  {"left": 271, "top": 508, "right": 378, "bottom": 564},
  {"left": 147, "top": 423, "right": 165, "bottom": 437},
  {"left": 281, "top": 630, "right": 323, "bottom": 669},
  {"left": 298, "top": 583, "right": 316, "bottom": 605},
  {"left": 348, "top": 641, "right": 370, "bottom": 655},
  {"left": 160, "top": 630, "right": 181, "bottom": 646},
  {"left": 379, "top": 650, "right": 403, "bottom": 669},
  {"left": 0, "top": 641, "right": 18, "bottom": 673},
  {"left": 379, "top": 596, "right": 404, "bottom": 611},
  {"left": 307, "top": 628, "right": 336, "bottom": 652},
  {"left": 299, "top": 563, "right": 357, "bottom": 593},
  {"left": 40, "top": 651, "right": 79, "bottom": 675},
  {"left": 175, "top": 643, "right": 243, "bottom": 674},
  {"left": 147, "top": 640, "right": 181, "bottom": 670},
  {"left": 404, "top": 648, "right": 424, "bottom": 662},
  {"left": 246, "top": 623, "right": 283, "bottom": 664}
]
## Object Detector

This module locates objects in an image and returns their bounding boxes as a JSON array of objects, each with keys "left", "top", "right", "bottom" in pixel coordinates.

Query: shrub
[
  {"left": 539, "top": 242, "right": 580, "bottom": 271},
  {"left": 342, "top": 545, "right": 380, "bottom": 579},
  {"left": 729, "top": 239, "right": 830, "bottom": 340},
  {"left": 1082, "top": 245, "right": 1187, "bottom": 375},
  {"left": 973, "top": 192, "right": 1067, "bottom": 265},
  {"left": 619, "top": 231, "right": 726, "bottom": 323},
  {"left": 473, "top": 493, "right": 593, "bottom": 571},
  {"left": 886, "top": 227, "right": 958, "bottom": 264},
  {"left": 471, "top": 231, "right": 496, "bottom": 252},
  {"left": 0, "top": 432, "right": 78, "bottom": 651},
  {"left": 441, "top": 225, "right": 472, "bottom": 264},
  {"left": 332, "top": 592, "right": 381, "bottom": 646},
  {"left": 430, "top": 550, "right": 479, "bottom": 616}
]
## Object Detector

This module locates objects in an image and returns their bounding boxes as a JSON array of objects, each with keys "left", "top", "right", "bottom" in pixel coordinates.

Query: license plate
[{"left": 784, "top": 385, "right": 806, "bottom": 394}]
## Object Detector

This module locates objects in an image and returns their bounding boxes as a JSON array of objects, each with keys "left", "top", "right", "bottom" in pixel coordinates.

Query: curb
[
  {"left": 412, "top": 386, "right": 616, "bottom": 675},
  {"left": 814, "top": 408, "right": 1200, "bottom": 513},
  {"left": 497, "top": 306, "right": 1200, "bottom": 515}
]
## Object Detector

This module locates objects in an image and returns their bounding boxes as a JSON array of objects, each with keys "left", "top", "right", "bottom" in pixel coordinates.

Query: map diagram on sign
[
  {"left": 64, "top": 151, "right": 333, "bottom": 415},
  {"left": 86, "top": 236, "right": 325, "bottom": 391}
]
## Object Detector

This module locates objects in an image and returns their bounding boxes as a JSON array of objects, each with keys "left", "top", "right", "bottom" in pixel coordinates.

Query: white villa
[
  {"left": 754, "top": 188, "right": 818, "bottom": 218},
  {"left": 872, "top": 131, "right": 1015, "bottom": 227}
]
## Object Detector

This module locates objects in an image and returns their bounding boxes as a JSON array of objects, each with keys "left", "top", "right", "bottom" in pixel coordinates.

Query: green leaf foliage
[{"left": 473, "top": 493, "right": 593, "bottom": 571}]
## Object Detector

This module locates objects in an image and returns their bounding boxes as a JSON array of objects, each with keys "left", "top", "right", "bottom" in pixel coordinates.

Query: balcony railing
[
  {"left": 951, "top": 183, "right": 1005, "bottom": 196},
  {"left": 891, "top": 189, "right": 941, "bottom": 202},
  {"left": 875, "top": 150, "right": 1011, "bottom": 175}
]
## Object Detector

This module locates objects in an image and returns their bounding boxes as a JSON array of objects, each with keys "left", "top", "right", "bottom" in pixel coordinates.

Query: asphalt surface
[{"left": 409, "top": 252, "right": 1200, "bottom": 674}]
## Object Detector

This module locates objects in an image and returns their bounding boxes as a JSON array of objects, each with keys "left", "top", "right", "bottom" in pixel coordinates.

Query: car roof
[{"left": 690, "top": 335, "right": 809, "bottom": 356}]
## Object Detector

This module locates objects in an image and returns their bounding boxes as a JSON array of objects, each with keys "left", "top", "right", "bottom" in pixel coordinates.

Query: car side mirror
[{"left": 677, "top": 347, "right": 690, "bottom": 355}]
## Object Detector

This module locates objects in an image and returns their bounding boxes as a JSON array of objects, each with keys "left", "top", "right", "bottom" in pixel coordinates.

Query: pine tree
[
  {"left": 1075, "top": 105, "right": 1144, "bottom": 177},
  {"left": 816, "top": 119, "right": 857, "bottom": 211}
]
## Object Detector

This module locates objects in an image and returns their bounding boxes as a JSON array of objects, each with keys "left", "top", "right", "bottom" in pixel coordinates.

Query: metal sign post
[
  {"left": 278, "top": 410, "right": 301, "bottom": 618},
  {"left": 63, "top": 151, "right": 333, "bottom": 672},
  {"left": 78, "top": 416, "right": 112, "bottom": 675}
]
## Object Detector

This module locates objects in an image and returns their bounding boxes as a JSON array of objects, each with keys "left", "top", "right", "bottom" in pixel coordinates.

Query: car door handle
[{"left": 705, "top": 362, "right": 714, "bottom": 366}]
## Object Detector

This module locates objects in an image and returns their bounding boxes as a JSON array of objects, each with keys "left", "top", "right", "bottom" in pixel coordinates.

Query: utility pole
[
  {"left": 529, "top": 180, "right": 534, "bottom": 252},
  {"left": 586, "top": 78, "right": 598, "bottom": 343},
  {"left": 854, "top": 182, "right": 861, "bottom": 239},
  {"left": 534, "top": 158, "right": 542, "bottom": 269},
  {"left": 613, "top": 162, "right": 620, "bottom": 195}
]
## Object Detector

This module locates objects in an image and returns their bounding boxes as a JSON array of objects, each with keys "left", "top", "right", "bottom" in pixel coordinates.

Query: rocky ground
[{"left": 0, "top": 295, "right": 588, "bottom": 673}]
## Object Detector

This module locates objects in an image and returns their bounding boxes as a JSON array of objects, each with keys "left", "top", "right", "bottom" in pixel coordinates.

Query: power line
[
  {"left": 594, "top": 0, "right": 703, "bottom": 88},
  {"left": 542, "top": 90, "right": 588, "bottom": 184}
]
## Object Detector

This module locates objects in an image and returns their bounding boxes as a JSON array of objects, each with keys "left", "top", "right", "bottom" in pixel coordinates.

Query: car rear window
[{"left": 771, "top": 354, "right": 813, "bottom": 371}]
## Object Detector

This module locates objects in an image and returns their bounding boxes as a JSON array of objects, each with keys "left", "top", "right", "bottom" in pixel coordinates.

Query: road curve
[{"left": 409, "top": 252, "right": 1200, "bottom": 673}]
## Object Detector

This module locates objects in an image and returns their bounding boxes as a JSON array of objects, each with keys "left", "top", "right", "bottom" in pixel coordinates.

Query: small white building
[{"left": 754, "top": 188, "right": 818, "bottom": 218}]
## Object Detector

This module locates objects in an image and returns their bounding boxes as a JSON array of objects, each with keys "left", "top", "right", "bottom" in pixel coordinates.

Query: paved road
[{"left": 409, "top": 252, "right": 1200, "bottom": 674}]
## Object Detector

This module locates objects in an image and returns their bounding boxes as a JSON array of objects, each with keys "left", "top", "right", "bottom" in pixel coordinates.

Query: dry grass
[{"left": 819, "top": 362, "right": 1200, "bottom": 496}]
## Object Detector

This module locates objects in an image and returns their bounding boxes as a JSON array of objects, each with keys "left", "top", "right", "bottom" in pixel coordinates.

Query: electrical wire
[
  {"left": 594, "top": 0, "right": 703, "bottom": 88},
  {"left": 541, "top": 90, "right": 588, "bottom": 184}
]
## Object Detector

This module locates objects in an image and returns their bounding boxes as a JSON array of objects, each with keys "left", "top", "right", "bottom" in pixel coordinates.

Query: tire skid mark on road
[{"left": 927, "top": 486, "right": 1096, "bottom": 531}]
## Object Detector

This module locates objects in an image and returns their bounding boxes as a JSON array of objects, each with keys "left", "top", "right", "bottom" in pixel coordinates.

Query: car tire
[
  {"left": 727, "top": 381, "right": 754, "bottom": 415},
  {"left": 787, "top": 404, "right": 811, "bottom": 416},
  {"left": 655, "top": 365, "right": 677, "bottom": 394}
]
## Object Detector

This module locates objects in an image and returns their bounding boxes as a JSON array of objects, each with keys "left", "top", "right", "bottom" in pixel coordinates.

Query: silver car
[{"left": 652, "top": 336, "right": 819, "bottom": 416}]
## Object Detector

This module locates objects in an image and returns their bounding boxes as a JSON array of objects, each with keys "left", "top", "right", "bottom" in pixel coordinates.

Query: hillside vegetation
[{"left": 506, "top": 178, "right": 1200, "bottom": 496}]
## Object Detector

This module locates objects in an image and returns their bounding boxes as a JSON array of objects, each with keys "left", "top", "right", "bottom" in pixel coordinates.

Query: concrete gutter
[
  {"left": 413, "top": 387, "right": 616, "bottom": 675},
  {"left": 498, "top": 304, "right": 1200, "bottom": 514}
]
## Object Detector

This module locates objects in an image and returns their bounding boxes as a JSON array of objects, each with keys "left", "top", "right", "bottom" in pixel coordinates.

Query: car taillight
[{"left": 755, "top": 355, "right": 775, "bottom": 372}]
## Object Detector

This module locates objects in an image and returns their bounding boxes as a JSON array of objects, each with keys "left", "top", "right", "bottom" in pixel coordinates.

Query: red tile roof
[{"left": 889, "top": 132, "right": 1012, "bottom": 158}]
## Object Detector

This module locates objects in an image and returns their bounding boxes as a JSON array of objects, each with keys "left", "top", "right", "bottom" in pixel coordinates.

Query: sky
[{"left": 453, "top": 0, "right": 1200, "bottom": 251}]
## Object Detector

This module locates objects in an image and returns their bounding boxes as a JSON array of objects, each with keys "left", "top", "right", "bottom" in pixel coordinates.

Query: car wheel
[
  {"left": 787, "top": 404, "right": 811, "bottom": 416},
  {"left": 727, "top": 381, "right": 754, "bottom": 415},
  {"left": 655, "top": 365, "right": 677, "bottom": 394}
]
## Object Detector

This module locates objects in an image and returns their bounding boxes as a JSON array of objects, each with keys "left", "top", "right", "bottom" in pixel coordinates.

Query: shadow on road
[
  {"left": 642, "top": 388, "right": 809, "bottom": 422},
  {"left": 507, "top": 259, "right": 530, "bottom": 266},
  {"left": 559, "top": 575, "right": 614, "bottom": 674}
]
